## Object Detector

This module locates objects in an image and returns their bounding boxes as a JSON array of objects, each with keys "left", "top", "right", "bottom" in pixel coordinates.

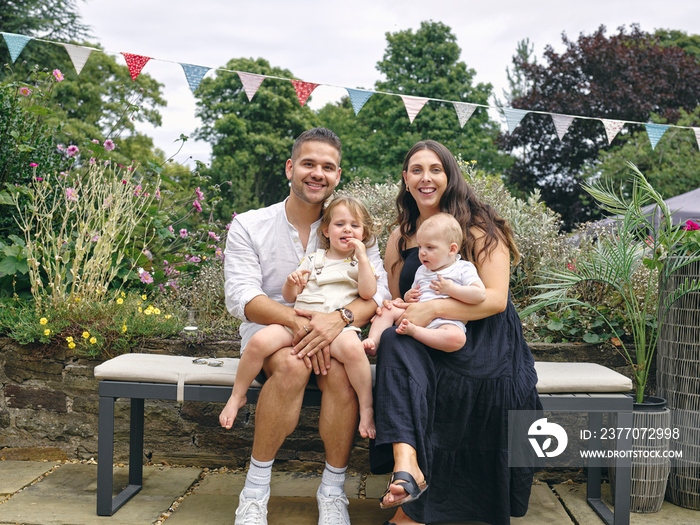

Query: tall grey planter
[{"left": 657, "top": 259, "right": 700, "bottom": 510}]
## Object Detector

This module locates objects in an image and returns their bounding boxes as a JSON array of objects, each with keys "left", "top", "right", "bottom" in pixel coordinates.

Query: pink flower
[
  {"left": 30, "top": 162, "right": 38, "bottom": 167},
  {"left": 91, "top": 234, "right": 100, "bottom": 242},
  {"left": 208, "top": 231, "right": 220, "bottom": 242},
  {"left": 91, "top": 139, "right": 100, "bottom": 144},
  {"left": 139, "top": 270, "right": 153, "bottom": 284},
  {"left": 195, "top": 187, "right": 204, "bottom": 200},
  {"left": 103, "top": 139, "right": 115, "bottom": 151},
  {"left": 35, "top": 177, "right": 43, "bottom": 182},
  {"left": 57, "top": 144, "right": 65, "bottom": 152},
  {"left": 66, "top": 145, "right": 79, "bottom": 157},
  {"left": 683, "top": 220, "right": 700, "bottom": 231},
  {"left": 168, "top": 225, "right": 174, "bottom": 234},
  {"left": 19, "top": 86, "right": 31, "bottom": 96},
  {"left": 180, "top": 229, "right": 188, "bottom": 239},
  {"left": 52, "top": 69, "right": 64, "bottom": 82},
  {"left": 192, "top": 200, "right": 202, "bottom": 212},
  {"left": 66, "top": 188, "right": 78, "bottom": 202},
  {"left": 134, "top": 184, "right": 142, "bottom": 196}
]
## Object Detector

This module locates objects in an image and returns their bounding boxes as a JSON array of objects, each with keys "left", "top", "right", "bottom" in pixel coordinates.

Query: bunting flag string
[
  {"left": 602, "top": 119, "right": 625, "bottom": 145},
  {"left": 346, "top": 88, "right": 373, "bottom": 115},
  {"left": 401, "top": 95, "right": 429, "bottom": 124},
  {"left": 62, "top": 43, "right": 93, "bottom": 75},
  {"left": 291, "top": 80, "right": 319, "bottom": 106},
  {"left": 1, "top": 32, "right": 32, "bottom": 63},
  {"left": 121, "top": 52, "right": 151, "bottom": 81},
  {"left": 237, "top": 71, "right": 266, "bottom": 101},
  {"left": 180, "top": 63, "right": 211, "bottom": 93},
  {"left": 3, "top": 32, "right": 700, "bottom": 152},
  {"left": 551, "top": 114, "right": 575, "bottom": 141},
  {"left": 645, "top": 123, "right": 671, "bottom": 150},
  {"left": 503, "top": 108, "right": 530, "bottom": 134},
  {"left": 453, "top": 102, "right": 477, "bottom": 128}
]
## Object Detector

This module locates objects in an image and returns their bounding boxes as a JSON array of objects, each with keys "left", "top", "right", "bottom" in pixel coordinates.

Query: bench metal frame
[{"left": 97, "top": 381, "right": 632, "bottom": 525}]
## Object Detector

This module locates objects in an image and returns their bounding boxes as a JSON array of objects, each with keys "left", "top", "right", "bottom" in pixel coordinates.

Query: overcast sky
[{"left": 77, "top": 0, "right": 700, "bottom": 167}]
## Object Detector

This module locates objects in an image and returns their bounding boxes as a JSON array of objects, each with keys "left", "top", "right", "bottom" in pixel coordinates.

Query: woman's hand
[{"left": 393, "top": 299, "right": 439, "bottom": 328}]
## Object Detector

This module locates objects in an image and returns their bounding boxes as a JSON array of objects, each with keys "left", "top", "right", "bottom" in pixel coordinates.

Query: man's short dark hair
[{"left": 291, "top": 127, "right": 342, "bottom": 165}]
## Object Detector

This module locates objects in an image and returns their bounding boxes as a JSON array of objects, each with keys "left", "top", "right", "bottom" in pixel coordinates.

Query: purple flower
[
  {"left": 192, "top": 200, "right": 202, "bottom": 212},
  {"left": 66, "top": 145, "right": 79, "bottom": 158},
  {"left": 180, "top": 229, "right": 188, "bottom": 239},
  {"left": 103, "top": 139, "right": 115, "bottom": 151},
  {"left": 52, "top": 69, "right": 64, "bottom": 82},
  {"left": 66, "top": 188, "right": 79, "bottom": 202}
]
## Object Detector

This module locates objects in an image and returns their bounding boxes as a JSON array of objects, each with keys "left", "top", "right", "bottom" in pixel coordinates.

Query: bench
[{"left": 94, "top": 354, "right": 634, "bottom": 525}]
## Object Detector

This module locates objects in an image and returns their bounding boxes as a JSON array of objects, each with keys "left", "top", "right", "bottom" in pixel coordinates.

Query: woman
[{"left": 370, "top": 140, "right": 540, "bottom": 525}]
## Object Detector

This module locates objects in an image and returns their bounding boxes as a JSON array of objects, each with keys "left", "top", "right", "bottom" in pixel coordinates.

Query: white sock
[
  {"left": 243, "top": 456, "right": 273, "bottom": 495},
  {"left": 319, "top": 462, "right": 347, "bottom": 495}
]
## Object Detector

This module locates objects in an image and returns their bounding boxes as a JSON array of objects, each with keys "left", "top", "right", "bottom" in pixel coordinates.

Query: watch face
[{"left": 340, "top": 308, "right": 353, "bottom": 324}]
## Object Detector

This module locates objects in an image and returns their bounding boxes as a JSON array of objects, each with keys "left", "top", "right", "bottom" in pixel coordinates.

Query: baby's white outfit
[{"left": 412, "top": 257, "right": 482, "bottom": 331}]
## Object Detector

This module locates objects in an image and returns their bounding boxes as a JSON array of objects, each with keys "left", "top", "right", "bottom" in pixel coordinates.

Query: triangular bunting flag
[
  {"left": 453, "top": 102, "right": 477, "bottom": 128},
  {"left": 694, "top": 128, "right": 700, "bottom": 151},
  {"left": 62, "top": 43, "right": 93, "bottom": 75},
  {"left": 121, "top": 52, "right": 151, "bottom": 81},
  {"left": 645, "top": 123, "right": 670, "bottom": 150},
  {"left": 401, "top": 95, "right": 429, "bottom": 124},
  {"left": 1, "top": 32, "right": 32, "bottom": 63},
  {"left": 291, "top": 80, "right": 319, "bottom": 106},
  {"left": 237, "top": 71, "right": 266, "bottom": 101},
  {"left": 346, "top": 88, "right": 373, "bottom": 115},
  {"left": 601, "top": 119, "right": 625, "bottom": 145},
  {"left": 503, "top": 108, "right": 530, "bottom": 134},
  {"left": 180, "top": 63, "right": 211, "bottom": 93},
  {"left": 550, "top": 114, "right": 575, "bottom": 141}
]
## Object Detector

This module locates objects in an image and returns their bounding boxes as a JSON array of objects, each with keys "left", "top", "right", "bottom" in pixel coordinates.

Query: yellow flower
[
  {"left": 74, "top": 297, "right": 81, "bottom": 302},
  {"left": 89, "top": 336, "right": 97, "bottom": 344},
  {"left": 141, "top": 294, "right": 147, "bottom": 300},
  {"left": 68, "top": 342, "right": 76, "bottom": 349},
  {"left": 40, "top": 317, "right": 48, "bottom": 325},
  {"left": 137, "top": 301, "right": 141, "bottom": 306},
  {"left": 82, "top": 331, "right": 89, "bottom": 339},
  {"left": 117, "top": 298, "right": 124, "bottom": 305},
  {"left": 121, "top": 291, "right": 126, "bottom": 298},
  {"left": 154, "top": 308, "right": 161, "bottom": 315},
  {"left": 122, "top": 324, "right": 127, "bottom": 333},
  {"left": 165, "top": 314, "right": 172, "bottom": 319},
  {"left": 138, "top": 307, "right": 142, "bottom": 313},
  {"left": 44, "top": 329, "right": 50, "bottom": 336},
  {"left": 66, "top": 336, "right": 74, "bottom": 343}
]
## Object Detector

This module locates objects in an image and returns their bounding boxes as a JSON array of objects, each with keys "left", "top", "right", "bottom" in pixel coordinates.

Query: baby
[{"left": 364, "top": 212, "right": 486, "bottom": 353}]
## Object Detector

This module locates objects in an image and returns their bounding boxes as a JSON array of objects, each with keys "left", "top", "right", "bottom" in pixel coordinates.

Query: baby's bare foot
[
  {"left": 395, "top": 319, "right": 415, "bottom": 337},
  {"left": 219, "top": 394, "right": 247, "bottom": 429},
  {"left": 362, "top": 338, "right": 378, "bottom": 356},
  {"left": 358, "top": 407, "right": 376, "bottom": 439}
]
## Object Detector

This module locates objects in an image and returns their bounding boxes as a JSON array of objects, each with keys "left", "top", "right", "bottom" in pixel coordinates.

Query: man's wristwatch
[{"left": 335, "top": 307, "right": 354, "bottom": 327}]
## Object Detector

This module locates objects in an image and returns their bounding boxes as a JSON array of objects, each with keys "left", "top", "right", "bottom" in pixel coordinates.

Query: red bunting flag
[
  {"left": 121, "top": 52, "right": 151, "bottom": 81},
  {"left": 291, "top": 80, "right": 319, "bottom": 106}
]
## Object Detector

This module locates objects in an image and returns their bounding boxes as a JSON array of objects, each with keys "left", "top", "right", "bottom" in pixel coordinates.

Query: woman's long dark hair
[{"left": 394, "top": 140, "right": 519, "bottom": 271}]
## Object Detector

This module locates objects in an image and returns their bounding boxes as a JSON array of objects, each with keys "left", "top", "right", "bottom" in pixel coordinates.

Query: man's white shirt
[{"left": 224, "top": 198, "right": 390, "bottom": 351}]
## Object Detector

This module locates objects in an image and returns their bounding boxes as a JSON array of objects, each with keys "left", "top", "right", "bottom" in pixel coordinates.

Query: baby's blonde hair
[
  {"left": 418, "top": 213, "right": 463, "bottom": 247},
  {"left": 318, "top": 195, "right": 377, "bottom": 249}
]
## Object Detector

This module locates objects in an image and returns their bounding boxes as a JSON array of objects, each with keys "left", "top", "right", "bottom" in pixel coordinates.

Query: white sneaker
[
  {"left": 317, "top": 484, "right": 350, "bottom": 525},
  {"left": 235, "top": 488, "right": 270, "bottom": 525}
]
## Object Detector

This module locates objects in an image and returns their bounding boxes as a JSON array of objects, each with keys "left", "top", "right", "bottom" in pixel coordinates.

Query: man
[{"left": 223, "top": 127, "right": 390, "bottom": 525}]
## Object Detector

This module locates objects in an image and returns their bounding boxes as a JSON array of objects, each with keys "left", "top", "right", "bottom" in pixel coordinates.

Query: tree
[
  {"left": 0, "top": 0, "right": 89, "bottom": 41},
  {"left": 499, "top": 25, "right": 700, "bottom": 229},
  {"left": 495, "top": 38, "right": 536, "bottom": 108},
  {"left": 319, "top": 20, "right": 510, "bottom": 183},
  {"left": 194, "top": 57, "right": 317, "bottom": 218}
]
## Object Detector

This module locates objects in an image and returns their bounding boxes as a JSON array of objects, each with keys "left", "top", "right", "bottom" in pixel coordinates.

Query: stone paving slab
[
  {"left": 0, "top": 460, "right": 58, "bottom": 496},
  {"left": 0, "top": 463, "right": 200, "bottom": 525},
  {"left": 554, "top": 483, "right": 700, "bottom": 525}
]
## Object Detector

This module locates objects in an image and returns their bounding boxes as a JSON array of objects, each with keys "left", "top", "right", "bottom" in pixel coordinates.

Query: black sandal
[{"left": 379, "top": 470, "right": 428, "bottom": 509}]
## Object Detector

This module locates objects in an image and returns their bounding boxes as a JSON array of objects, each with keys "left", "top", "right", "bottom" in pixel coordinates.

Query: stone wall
[{"left": 0, "top": 338, "right": 633, "bottom": 472}]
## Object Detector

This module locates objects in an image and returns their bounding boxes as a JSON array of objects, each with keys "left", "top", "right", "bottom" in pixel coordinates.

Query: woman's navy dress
[{"left": 370, "top": 248, "right": 540, "bottom": 525}]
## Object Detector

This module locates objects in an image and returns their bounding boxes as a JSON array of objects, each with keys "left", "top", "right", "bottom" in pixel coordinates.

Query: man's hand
[{"left": 290, "top": 309, "right": 345, "bottom": 375}]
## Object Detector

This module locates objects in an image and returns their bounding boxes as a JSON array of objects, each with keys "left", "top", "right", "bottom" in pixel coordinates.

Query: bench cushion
[
  {"left": 534, "top": 361, "right": 632, "bottom": 393},
  {"left": 94, "top": 354, "right": 633, "bottom": 401}
]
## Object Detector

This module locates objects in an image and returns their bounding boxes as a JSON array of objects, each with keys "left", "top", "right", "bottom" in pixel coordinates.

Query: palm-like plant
[{"left": 522, "top": 162, "right": 700, "bottom": 403}]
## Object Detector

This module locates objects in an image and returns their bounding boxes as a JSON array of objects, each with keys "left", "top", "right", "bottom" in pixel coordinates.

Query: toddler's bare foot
[
  {"left": 219, "top": 393, "right": 246, "bottom": 429},
  {"left": 358, "top": 407, "right": 376, "bottom": 439},
  {"left": 362, "top": 337, "right": 378, "bottom": 356},
  {"left": 395, "top": 319, "right": 416, "bottom": 337}
]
